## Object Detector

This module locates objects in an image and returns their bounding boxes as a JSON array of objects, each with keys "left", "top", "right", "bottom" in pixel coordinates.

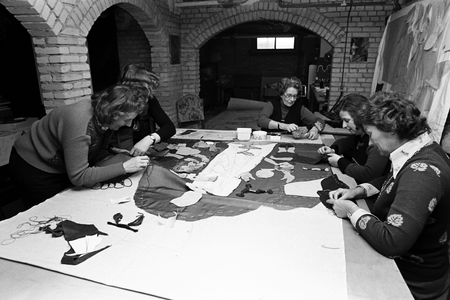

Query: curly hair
[
  {"left": 339, "top": 93, "right": 368, "bottom": 128},
  {"left": 91, "top": 84, "right": 148, "bottom": 125},
  {"left": 118, "top": 64, "right": 160, "bottom": 97},
  {"left": 355, "top": 91, "right": 430, "bottom": 140},
  {"left": 278, "top": 77, "right": 302, "bottom": 96}
]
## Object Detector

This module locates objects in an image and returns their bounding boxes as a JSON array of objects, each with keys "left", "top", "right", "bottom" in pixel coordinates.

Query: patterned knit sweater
[{"left": 355, "top": 142, "right": 450, "bottom": 283}]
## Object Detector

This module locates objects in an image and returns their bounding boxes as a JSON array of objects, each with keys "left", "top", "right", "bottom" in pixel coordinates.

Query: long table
[{"left": 0, "top": 129, "right": 412, "bottom": 299}]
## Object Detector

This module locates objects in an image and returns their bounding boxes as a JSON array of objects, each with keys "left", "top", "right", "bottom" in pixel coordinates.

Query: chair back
[{"left": 176, "top": 94, "right": 205, "bottom": 124}]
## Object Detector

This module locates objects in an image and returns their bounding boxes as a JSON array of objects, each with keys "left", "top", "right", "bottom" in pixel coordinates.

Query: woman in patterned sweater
[{"left": 327, "top": 91, "right": 450, "bottom": 299}]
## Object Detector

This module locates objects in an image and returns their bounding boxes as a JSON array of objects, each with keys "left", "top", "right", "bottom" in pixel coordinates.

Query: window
[{"left": 256, "top": 37, "right": 295, "bottom": 50}]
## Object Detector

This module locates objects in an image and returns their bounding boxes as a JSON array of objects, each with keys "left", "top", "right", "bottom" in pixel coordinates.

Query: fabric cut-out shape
[
  {"left": 55, "top": 220, "right": 110, "bottom": 265},
  {"left": 256, "top": 169, "right": 274, "bottom": 178},
  {"left": 284, "top": 178, "right": 323, "bottom": 198},
  {"left": 165, "top": 153, "right": 184, "bottom": 159},
  {"left": 320, "top": 174, "right": 349, "bottom": 191},
  {"left": 176, "top": 147, "right": 201, "bottom": 156},
  {"left": 280, "top": 170, "right": 295, "bottom": 183},
  {"left": 317, "top": 190, "right": 334, "bottom": 210},
  {"left": 269, "top": 155, "right": 292, "bottom": 161},
  {"left": 170, "top": 191, "right": 203, "bottom": 207},
  {"left": 239, "top": 172, "right": 255, "bottom": 182}
]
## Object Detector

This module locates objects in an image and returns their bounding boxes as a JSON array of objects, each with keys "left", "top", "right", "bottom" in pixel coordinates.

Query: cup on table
[
  {"left": 252, "top": 130, "right": 267, "bottom": 140},
  {"left": 237, "top": 128, "right": 252, "bottom": 140}
]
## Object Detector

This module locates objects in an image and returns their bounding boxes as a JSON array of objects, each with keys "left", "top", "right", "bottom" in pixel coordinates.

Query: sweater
[
  {"left": 14, "top": 100, "right": 125, "bottom": 187},
  {"left": 354, "top": 142, "right": 450, "bottom": 284},
  {"left": 257, "top": 98, "right": 324, "bottom": 132},
  {"left": 331, "top": 134, "right": 391, "bottom": 183}
]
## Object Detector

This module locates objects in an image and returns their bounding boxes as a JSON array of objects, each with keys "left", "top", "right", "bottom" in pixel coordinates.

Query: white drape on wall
[{"left": 372, "top": 0, "right": 450, "bottom": 142}]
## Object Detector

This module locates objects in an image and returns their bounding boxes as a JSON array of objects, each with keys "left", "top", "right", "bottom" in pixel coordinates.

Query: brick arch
[
  {"left": 71, "top": 0, "right": 165, "bottom": 41},
  {"left": 187, "top": 5, "right": 345, "bottom": 48}
]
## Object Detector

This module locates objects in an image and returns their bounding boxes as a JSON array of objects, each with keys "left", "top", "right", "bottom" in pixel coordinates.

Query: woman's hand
[
  {"left": 123, "top": 156, "right": 150, "bottom": 173},
  {"left": 130, "top": 136, "right": 154, "bottom": 156},
  {"left": 326, "top": 199, "right": 357, "bottom": 218},
  {"left": 307, "top": 127, "right": 319, "bottom": 139},
  {"left": 317, "top": 146, "right": 334, "bottom": 155},
  {"left": 328, "top": 187, "right": 365, "bottom": 201},
  {"left": 285, "top": 123, "right": 299, "bottom": 132},
  {"left": 326, "top": 153, "right": 342, "bottom": 167}
]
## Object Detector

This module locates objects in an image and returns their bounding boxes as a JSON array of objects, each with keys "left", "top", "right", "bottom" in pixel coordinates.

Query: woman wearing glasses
[{"left": 257, "top": 76, "right": 325, "bottom": 139}]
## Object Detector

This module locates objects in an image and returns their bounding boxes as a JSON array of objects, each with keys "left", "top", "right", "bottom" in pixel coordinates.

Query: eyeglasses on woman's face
[{"left": 283, "top": 93, "right": 299, "bottom": 100}]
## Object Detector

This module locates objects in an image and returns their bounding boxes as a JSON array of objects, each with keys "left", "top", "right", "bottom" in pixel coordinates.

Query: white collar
[{"left": 390, "top": 132, "right": 432, "bottom": 179}]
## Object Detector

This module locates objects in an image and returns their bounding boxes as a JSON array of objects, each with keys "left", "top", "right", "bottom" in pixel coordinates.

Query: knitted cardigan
[{"left": 355, "top": 142, "right": 450, "bottom": 284}]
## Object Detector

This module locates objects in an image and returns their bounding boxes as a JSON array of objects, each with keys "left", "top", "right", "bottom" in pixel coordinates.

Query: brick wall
[
  {"left": 180, "top": 0, "right": 393, "bottom": 107},
  {"left": 1, "top": 0, "right": 393, "bottom": 122}
]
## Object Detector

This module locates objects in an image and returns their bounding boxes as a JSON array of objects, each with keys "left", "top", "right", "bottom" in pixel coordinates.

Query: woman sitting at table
[
  {"left": 9, "top": 84, "right": 151, "bottom": 209},
  {"left": 317, "top": 93, "right": 390, "bottom": 184},
  {"left": 109, "top": 64, "right": 176, "bottom": 156},
  {"left": 327, "top": 91, "right": 450, "bottom": 299},
  {"left": 257, "top": 76, "right": 325, "bottom": 140}
]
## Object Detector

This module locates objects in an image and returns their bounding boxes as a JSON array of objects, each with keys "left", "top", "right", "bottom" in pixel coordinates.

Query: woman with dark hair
[
  {"left": 317, "top": 93, "right": 390, "bottom": 183},
  {"left": 110, "top": 64, "right": 176, "bottom": 156},
  {"left": 327, "top": 91, "right": 450, "bottom": 299},
  {"left": 257, "top": 76, "right": 324, "bottom": 139},
  {"left": 9, "top": 84, "right": 150, "bottom": 208}
]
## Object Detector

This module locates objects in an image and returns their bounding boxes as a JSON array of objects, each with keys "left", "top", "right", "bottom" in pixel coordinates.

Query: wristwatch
[{"left": 149, "top": 135, "right": 157, "bottom": 144}]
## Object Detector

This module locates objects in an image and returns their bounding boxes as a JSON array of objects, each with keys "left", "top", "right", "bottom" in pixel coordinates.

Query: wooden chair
[{"left": 176, "top": 94, "right": 205, "bottom": 128}]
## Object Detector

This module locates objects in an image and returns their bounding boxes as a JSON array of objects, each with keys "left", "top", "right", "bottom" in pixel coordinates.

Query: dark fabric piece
[
  {"left": 317, "top": 175, "right": 350, "bottom": 209},
  {"left": 61, "top": 245, "right": 111, "bottom": 265},
  {"left": 317, "top": 190, "right": 333, "bottom": 210},
  {"left": 320, "top": 174, "right": 349, "bottom": 191},
  {"left": 8, "top": 147, "right": 72, "bottom": 209},
  {"left": 135, "top": 142, "right": 332, "bottom": 221},
  {"left": 52, "top": 220, "right": 110, "bottom": 265},
  {"left": 59, "top": 220, "right": 107, "bottom": 241}
]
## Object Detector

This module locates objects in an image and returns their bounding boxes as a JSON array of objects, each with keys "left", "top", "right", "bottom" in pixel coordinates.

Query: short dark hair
[
  {"left": 339, "top": 93, "right": 368, "bottom": 128},
  {"left": 91, "top": 84, "right": 148, "bottom": 125},
  {"left": 278, "top": 77, "right": 302, "bottom": 96},
  {"left": 355, "top": 91, "right": 430, "bottom": 140}
]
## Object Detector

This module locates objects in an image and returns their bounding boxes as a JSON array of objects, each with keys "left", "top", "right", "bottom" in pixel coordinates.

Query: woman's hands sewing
[
  {"left": 130, "top": 135, "right": 155, "bottom": 156},
  {"left": 326, "top": 187, "right": 365, "bottom": 218},
  {"left": 123, "top": 156, "right": 150, "bottom": 173},
  {"left": 317, "top": 146, "right": 341, "bottom": 166}
]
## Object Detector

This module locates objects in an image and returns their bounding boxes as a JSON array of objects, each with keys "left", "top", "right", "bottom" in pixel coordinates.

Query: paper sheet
[
  {"left": 284, "top": 178, "right": 324, "bottom": 198},
  {"left": 0, "top": 175, "right": 348, "bottom": 300}
]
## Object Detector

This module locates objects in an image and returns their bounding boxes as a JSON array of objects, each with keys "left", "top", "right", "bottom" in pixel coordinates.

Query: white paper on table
[
  {"left": 170, "top": 191, "right": 203, "bottom": 207},
  {"left": 284, "top": 178, "right": 323, "bottom": 197},
  {"left": 0, "top": 194, "right": 347, "bottom": 300}
]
